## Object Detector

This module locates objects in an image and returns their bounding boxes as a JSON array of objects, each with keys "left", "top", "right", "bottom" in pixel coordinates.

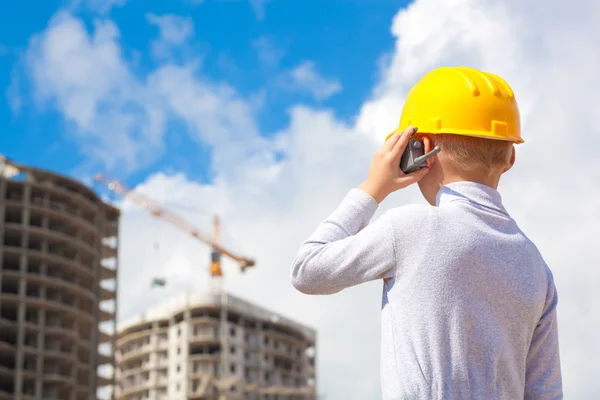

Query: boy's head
[
  {"left": 416, "top": 133, "right": 516, "bottom": 205},
  {"left": 391, "top": 66, "right": 521, "bottom": 205}
]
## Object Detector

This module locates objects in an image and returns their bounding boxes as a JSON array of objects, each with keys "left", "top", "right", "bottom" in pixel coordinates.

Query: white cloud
[
  {"left": 253, "top": 36, "right": 285, "bottom": 67},
  {"left": 24, "top": 12, "right": 166, "bottom": 172},
  {"left": 249, "top": 0, "right": 271, "bottom": 21},
  {"left": 183, "top": 0, "right": 271, "bottom": 20},
  {"left": 281, "top": 61, "right": 342, "bottom": 101},
  {"left": 22, "top": 11, "right": 251, "bottom": 174},
  {"left": 147, "top": 63, "right": 272, "bottom": 178},
  {"left": 20, "top": 0, "right": 600, "bottom": 398},
  {"left": 146, "top": 13, "right": 195, "bottom": 60},
  {"left": 6, "top": 68, "right": 22, "bottom": 115},
  {"left": 69, "top": 0, "right": 127, "bottom": 14}
]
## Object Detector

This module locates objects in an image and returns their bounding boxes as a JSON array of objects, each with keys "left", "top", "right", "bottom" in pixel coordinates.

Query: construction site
[
  {"left": 116, "top": 292, "right": 316, "bottom": 400},
  {"left": 0, "top": 156, "right": 317, "bottom": 400}
]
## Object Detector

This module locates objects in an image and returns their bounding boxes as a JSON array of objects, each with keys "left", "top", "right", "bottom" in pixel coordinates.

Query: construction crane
[
  {"left": 93, "top": 174, "right": 255, "bottom": 285},
  {"left": 95, "top": 173, "right": 257, "bottom": 400}
]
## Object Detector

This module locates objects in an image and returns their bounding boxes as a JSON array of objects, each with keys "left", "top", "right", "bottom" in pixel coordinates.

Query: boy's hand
[{"left": 358, "top": 126, "right": 430, "bottom": 203}]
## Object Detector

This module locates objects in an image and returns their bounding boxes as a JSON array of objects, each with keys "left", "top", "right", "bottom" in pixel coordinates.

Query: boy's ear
[
  {"left": 503, "top": 146, "right": 516, "bottom": 173},
  {"left": 421, "top": 134, "right": 433, "bottom": 152},
  {"left": 421, "top": 134, "right": 436, "bottom": 167}
]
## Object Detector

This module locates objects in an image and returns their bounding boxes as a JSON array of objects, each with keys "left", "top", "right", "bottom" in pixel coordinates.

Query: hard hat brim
[{"left": 385, "top": 129, "right": 524, "bottom": 144}]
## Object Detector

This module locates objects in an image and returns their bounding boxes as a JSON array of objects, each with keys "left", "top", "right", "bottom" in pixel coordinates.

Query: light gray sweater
[{"left": 291, "top": 181, "right": 562, "bottom": 400}]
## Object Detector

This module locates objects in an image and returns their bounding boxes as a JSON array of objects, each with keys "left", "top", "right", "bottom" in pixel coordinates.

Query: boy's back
[{"left": 380, "top": 182, "right": 561, "bottom": 399}]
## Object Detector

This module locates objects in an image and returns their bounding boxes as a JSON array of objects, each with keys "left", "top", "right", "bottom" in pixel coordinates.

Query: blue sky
[{"left": 1, "top": 0, "right": 403, "bottom": 187}]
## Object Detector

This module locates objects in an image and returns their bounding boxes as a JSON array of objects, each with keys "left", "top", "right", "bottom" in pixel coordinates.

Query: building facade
[
  {"left": 0, "top": 157, "right": 119, "bottom": 400},
  {"left": 115, "top": 292, "right": 317, "bottom": 400}
]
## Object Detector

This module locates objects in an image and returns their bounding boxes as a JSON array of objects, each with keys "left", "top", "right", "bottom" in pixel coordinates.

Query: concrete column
[
  {"left": 111, "top": 226, "right": 120, "bottom": 400},
  {"left": 256, "top": 321, "right": 264, "bottom": 389},
  {"left": 218, "top": 294, "right": 229, "bottom": 400},
  {"left": 0, "top": 178, "right": 6, "bottom": 293},
  {"left": 35, "top": 261, "right": 47, "bottom": 399},
  {"left": 0, "top": 178, "right": 6, "bottom": 392},
  {"left": 91, "top": 209, "right": 104, "bottom": 400},
  {"left": 15, "top": 183, "right": 31, "bottom": 398},
  {"left": 70, "top": 290, "right": 80, "bottom": 400},
  {"left": 0, "top": 179, "right": 5, "bottom": 386},
  {"left": 150, "top": 322, "right": 159, "bottom": 400},
  {"left": 37, "top": 228, "right": 49, "bottom": 400}
]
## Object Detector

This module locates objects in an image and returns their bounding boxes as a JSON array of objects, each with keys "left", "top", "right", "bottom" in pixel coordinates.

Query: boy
[{"left": 291, "top": 67, "right": 562, "bottom": 399}]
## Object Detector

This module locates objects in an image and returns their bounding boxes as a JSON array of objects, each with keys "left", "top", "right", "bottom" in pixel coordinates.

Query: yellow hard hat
[{"left": 386, "top": 66, "right": 523, "bottom": 143}]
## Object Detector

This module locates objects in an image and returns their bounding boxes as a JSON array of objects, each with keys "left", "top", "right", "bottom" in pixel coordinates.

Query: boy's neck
[{"left": 442, "top": 171, "right": 502, "bottom": 190}]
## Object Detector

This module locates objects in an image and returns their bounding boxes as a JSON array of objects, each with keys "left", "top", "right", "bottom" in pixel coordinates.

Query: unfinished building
[
  {"left": 115, "top": 291, "right": 317, "bottom": 400},
  {"left": 0, "top": 157, "right": 119, "bottom": 400}
]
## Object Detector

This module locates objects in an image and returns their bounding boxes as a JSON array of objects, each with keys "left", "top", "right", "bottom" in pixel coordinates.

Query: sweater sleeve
[
  {"left": 524, "top": 270, "right": 563, "bottom": 399},
  {"left": 291, "top": 188, "right": 396, "bottom": 295}
]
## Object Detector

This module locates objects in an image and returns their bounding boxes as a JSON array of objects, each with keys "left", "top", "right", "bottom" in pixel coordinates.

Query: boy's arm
[
  {"left": 291, "top": 126, "right": 430, "bottom": 295},
  {"left": 524, "top": 272, "right": 563, "bottom": 400},
  {"left": 290, "top": 188, "right": 396, "bottom": 295}
]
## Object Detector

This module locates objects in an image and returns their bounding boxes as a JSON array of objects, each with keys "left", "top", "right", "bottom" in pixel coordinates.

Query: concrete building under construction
[
  {"left": 115, "top": 291, "right": 317, "bottom": 400},
  {"left": 0, "top": 157, "right": 119, "bottom": 400}
]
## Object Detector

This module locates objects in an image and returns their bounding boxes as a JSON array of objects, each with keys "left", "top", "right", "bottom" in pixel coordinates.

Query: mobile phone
[{"left": 400, "top": 129, "right": 441, "bottom": 174}]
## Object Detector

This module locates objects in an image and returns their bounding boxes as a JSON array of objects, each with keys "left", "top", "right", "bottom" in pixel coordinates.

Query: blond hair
[{"left": 432, "top": 134, "right": 513, "bottom": 173}]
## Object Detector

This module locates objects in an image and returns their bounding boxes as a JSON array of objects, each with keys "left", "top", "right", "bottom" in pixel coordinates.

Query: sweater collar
[{"left": 435, "top": 181, "right": 507, "bottom": 215}]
